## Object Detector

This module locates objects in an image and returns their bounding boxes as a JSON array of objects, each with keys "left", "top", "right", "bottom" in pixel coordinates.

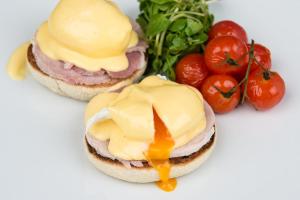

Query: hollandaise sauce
[
  {"left": 146, "top": 108, "right": 177, "bottom": 192},
  {"left": 36, "top": 0, "right": 138, "bottom": 72},
  {"left": 7, "top": 42, "right": 30, "bottom": 80}
]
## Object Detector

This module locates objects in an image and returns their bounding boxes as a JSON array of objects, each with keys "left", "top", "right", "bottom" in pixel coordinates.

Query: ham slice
[
  {"left": 32, "top": 23, "right": 148, "bottom": 86},
  {"left": 32, "top": 42, "right": 147, "bottom": 86},
  {"left": 86, "top": 101, "right": 216, "bottom": 168},
  {"left": 32, "top": 45, "right": 113, "bottom": 85},
  {"left": 107, "top": 41, "right": 148, "bottom": 79}
]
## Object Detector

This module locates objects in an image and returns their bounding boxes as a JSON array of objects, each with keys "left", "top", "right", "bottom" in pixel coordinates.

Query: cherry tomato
[
  {"left": 208, "top": 20, "right": 248, "bottom": 43},
  {"left": 176, "top": 54, "right": 209, "bottom": 88},
  {"left": 204, "top": 36, "right": 249, "bottom": 75},
  {"left": 201, "top": 75, "right": 241, "bottom": 114},
  {"left": 247, "top": 43, "right": 272, "bottom": 72},
  {"left": 246, "top": 69, "right": 285, "bottom": 111},
  {"left": 235, "top": 43, "right": 272, "bottom": 81}
]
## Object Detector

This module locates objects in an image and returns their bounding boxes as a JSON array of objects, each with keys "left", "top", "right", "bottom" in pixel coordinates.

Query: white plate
[{"left": 0, "top": 0, "right": 299, "bottom": 199}]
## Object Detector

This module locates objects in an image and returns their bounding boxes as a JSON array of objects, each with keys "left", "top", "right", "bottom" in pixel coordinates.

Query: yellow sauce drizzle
[{"left": 7, "top": 42, "right": 30, "bottom": 80}]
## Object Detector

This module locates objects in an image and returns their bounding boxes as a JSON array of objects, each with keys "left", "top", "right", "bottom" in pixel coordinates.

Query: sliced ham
[
  {"left": 32, "top": 45, "right": 114, "bottom": 85},
  {"left": 32, "top": 23, "right": 148, "bottom": 86},
  {"left": 86, "top": 101, "right": 216, "bottom": 168},
  {"left": 107, "top": 41, "right": 148, "bottom": 79}
]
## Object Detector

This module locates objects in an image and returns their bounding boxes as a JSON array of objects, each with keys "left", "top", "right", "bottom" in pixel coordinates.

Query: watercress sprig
[{"left": 137, "top": 0, "right": 214, "bottom": 80}]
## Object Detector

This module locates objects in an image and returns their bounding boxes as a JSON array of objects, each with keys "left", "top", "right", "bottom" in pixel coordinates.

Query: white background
[{"left": 0, "top": 0, "right": 299, "bottom": 199}]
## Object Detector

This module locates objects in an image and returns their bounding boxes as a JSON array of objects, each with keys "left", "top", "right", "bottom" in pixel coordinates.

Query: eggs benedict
[
  {"left": 84, "top": 76, "right": 216, "bottom": 191},
  {"left": 7, "top": 0, "right": 147, "bottom": 101}
]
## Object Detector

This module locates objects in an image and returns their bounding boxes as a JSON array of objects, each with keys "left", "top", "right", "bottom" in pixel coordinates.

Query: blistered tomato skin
[
  {"left": 204, "top": 36, "right": 249, "bottom": 76},
  {"left": 246, "top": 69, "right": 286, "bottom": 111},
  {"left": 176, "top": 54, "right": 209, "bottom": 88},
  {"left": 208, "top": 20, "right": 248, "bottom": 43},
  {"left": 201, "top": 75, "right": 241, "bottom": 114}
]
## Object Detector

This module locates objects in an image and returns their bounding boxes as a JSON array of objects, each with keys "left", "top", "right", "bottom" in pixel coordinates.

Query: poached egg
[{"left": 85, "top": 76, "right": 208, "bottom": 191}]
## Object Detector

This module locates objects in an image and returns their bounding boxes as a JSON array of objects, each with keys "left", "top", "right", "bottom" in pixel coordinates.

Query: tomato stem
[
  {"left": 213, "top": 85, "right": 235, "bottom": 98},
  {"left": 263, "top": 70, "right": 271, "bottom": 80},
  {"left": 254, "top": 57, "right": 268, "bottom": 71},
  {"left": 214, "top": 85, "right": 233, "bottom": 99},
  {"left": 253, "top": 56, "right": 272, "bottom": 80},
  {"left": 241, "top": 40, "right": 255, "bottom": 104},
  {"left": 213, "top": 81, "right": 244, "bottom": 99},
  {"left": 224, "top": 53, "right": 240, "bottom": 66},
  {"left": 220, "top": 51, "right": 248, "bottom": 68}
]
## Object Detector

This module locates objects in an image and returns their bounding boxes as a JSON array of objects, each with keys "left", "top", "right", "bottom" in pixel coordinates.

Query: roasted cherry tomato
[
  {"left": 246, "top": 69, "right": 285, "bottom": 111},
  {"left": 201, "top": 75, "right": 241, "bottom": 114},
  {"left": 247, "top": 43, "right": 272, "bottom": 72},
  {"left": 204, "top": 36, "right": 249, "bottom": 75},
  {"left": 208, "top": 20, "right": 248, "bottom": 43},
  {"left": 176, "top": 54, "right": 209, "bottom": 88}
]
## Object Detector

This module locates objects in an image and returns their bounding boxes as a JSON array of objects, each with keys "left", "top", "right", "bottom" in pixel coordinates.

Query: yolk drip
[{"left": 146, "top": 108, "right": 177, "bottom": 192}]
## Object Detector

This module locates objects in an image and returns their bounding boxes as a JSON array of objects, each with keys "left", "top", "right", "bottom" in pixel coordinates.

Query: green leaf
[
  {"left": 146, "top": 14, "right": 171, "bottom": 37},
  {"left": 151, "top": 4, "right": 160, "bottom": 15},
  {"left": 158, "top": 4, "right": 171, "bottom": 11},
  {"left": 162, "top": 55, "right": 178, "bottom": 72},
  {"left": 198, "top": 33, "right": 209, "bottom": 43},
  {"left": 138, "top": 0, "right": 148, "bottom": 11},
  {"left": 161, "top": 54, "right": 178, "bottom": 80},
  {"left": 185, "top": 19, "right": 203, "bottom": 36},
  {"left": 170, "top": 36, "right": 187, "bottom": 53},
  {"left": 136, "top": 17, "right": 147, "bottom": 31},
  {"left": 150, "top": 0, "right": 176, "bottom": 5},
  {"left": 153, "top": 58, "right": 162, "bottom": 72},
  {"left": 168, "top": 68, "right": 176, "bottom": 81},
  {"left": 169, "top": 18, "right": 187, "bottom": 33},
  {"left": 166, "top": 33, "right": 176, "bottom": 46}
]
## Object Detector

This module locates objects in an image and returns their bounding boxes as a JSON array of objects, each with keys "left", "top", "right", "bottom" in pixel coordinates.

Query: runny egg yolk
[{"left": 146, "top": 108, "right": 177, "bottom": 192}]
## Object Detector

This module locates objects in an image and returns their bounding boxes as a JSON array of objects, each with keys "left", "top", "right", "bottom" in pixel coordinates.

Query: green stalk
[
  {"left": 171, "top": 13, "right": 201, "bottom": 23},
  {"left": 158, "top": 31, "right": 167, "bottom": 56},
  {"left": 155, "top": 34, "right": 160, "bottom": 51},
  {"left": 241, "top": 40, "right": 255, "bottom": 104},
  {"left": 166, "top": 11, "right": 205, "bottom": 17},
  {"left": 157, "top": 7, "right": 180, "bottom": 57}
]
